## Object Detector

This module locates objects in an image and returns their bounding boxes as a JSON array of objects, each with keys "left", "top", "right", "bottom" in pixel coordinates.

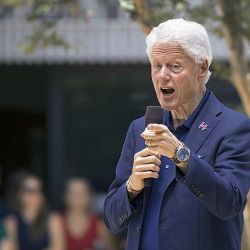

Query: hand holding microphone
[
  {"left": 128, "top": 148, "right": 161, "bottom": 193},
  {"left": 127, "top": 106, "right": 182, "bottom": 197},
  {"left": 126, "top": 107, "right": 163, "bottom": 197},
  {"left": 142, "top": 108, "right": 187, "bottom": 177},
  {"left": 142, "top": 106, "right": 180, "bottom": 186},
  {"left": 142, "top": 123, "right": 182, "bottom": 159}
]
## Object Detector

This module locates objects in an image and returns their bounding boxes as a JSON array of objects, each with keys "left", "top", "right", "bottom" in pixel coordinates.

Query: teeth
[{"left": 161, "top": 88, "right": 174, "bottom": 95}]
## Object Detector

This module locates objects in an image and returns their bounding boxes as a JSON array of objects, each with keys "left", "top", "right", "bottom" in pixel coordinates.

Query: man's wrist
[
  {"left": 126, "top": 176, "right": 143, "bottom": 202},
  {"left": 176, "top": 161, "right": 189, "bottom": 175},
  {"left": 126, "top": 176, "right": 144, "bottom": 194}
]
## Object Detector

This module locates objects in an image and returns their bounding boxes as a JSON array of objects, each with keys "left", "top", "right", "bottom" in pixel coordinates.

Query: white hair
[{"left": 146, "top": 18, "right": 213, "bottom": 83}]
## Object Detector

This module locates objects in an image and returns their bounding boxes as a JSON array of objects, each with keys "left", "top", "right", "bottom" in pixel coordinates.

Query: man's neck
[{"left": 171, "top": 89, "right": 206, "bottom": 128}]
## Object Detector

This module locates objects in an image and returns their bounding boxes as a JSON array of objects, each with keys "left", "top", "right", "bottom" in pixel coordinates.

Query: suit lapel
[{"left": 184, "top": 92, "right": 223, "bottom": 153}]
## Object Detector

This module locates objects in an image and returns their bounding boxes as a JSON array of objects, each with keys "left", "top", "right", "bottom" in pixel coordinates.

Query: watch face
[{"left": 176, "top": 147, "right": 190, "bottom": 162}]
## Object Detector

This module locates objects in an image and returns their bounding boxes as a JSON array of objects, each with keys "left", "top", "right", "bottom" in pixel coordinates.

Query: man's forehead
[{"left": 151, "top": 42, "right": 187, "bottom": 58}]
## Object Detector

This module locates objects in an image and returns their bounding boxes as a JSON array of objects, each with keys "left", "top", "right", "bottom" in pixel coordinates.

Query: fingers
[
  {"left": 133, "top": 151, "right": 161, "bottom": 176},
  {"left": 134, "top": 147, "right": 161, "bottom": 158},
  {"left": 141, "top": 124, "right": 170, "bottom": 140},
  {"left": 133, "top": 170, "right": 159, "bottom": 180},
  {"left": 144, "top": 139, "right": 164, "bottom": 147},
  {"left": 147, "top": 123, "right": 169, "bottom": 133},
  {"left": 134, "top": 154, "right": 161, "bottom": 166},
  {"left": 142, "top": 132, "right": 163, "bottom": 141},
  {"left": 130, "top": 148, "right": 161, "bottom": 190},
  {"left": 141, "top": 123, "right": 181, "bottom": 159},
  {"left": 133, "top": 163, "right": 160, "bottom": 173},
  {"left": 145, "top": 139, "right": 168, "bottom": 147}
]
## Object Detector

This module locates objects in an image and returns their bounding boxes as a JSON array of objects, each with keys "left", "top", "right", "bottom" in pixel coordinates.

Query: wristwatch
[{"left": 171, "top": 143, "right": 190, "bottom": 165}]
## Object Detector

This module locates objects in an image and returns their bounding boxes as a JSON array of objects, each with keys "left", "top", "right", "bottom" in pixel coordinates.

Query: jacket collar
[{"left": 184, "top": 91, "right": 223, "bottom": 153}]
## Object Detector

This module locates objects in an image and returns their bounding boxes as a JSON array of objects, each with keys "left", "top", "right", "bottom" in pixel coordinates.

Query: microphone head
[{"left": 145, "top": 106, "right": 163, "bottom": 127}]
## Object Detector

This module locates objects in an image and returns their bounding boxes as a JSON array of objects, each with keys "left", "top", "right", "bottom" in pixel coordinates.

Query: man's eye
[
  {"left": 154, "top": 64, "right": 162, "bottom": 70},
  {"left": 171, "top": 64, "right": 181, "bottom": 72}
]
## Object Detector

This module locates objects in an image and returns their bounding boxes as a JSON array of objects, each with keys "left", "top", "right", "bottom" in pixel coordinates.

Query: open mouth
[{"left": 161, "top": 87, "right": 175, "bottom": 96}]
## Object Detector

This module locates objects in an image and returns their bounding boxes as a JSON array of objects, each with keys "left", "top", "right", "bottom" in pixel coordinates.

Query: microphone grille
[{"left": 145, "top": 106, "right": 163, "bottom": 127}]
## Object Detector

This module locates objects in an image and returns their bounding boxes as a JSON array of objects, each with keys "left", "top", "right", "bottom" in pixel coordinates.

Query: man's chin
[{"left": 159, "top": 101, "right": 177, "bottom": 112}]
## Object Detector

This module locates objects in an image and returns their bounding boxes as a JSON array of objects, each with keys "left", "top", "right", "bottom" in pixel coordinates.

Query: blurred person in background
[
  {"left": 0, "top": 221, "right": 7, "bottom": 249},
  {"left": 0, "top": 220, "right": 14, "bottom": 250},
  {"left": 0, "top": 184, "right": 13, "bottom": 250},
  {"left": 4, "top": 172, "right": 65, "bottom": 250},
  {"left": 60, "top": 177, "right": 117, "bottom": 250}
]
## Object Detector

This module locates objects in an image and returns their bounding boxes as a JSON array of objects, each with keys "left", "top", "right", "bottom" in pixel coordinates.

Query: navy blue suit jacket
[{"left": 103, "top": 91, "right": 250, "bottom": 250}]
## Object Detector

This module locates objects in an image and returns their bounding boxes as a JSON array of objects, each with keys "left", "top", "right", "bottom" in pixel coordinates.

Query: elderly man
[{"left": 103, "top": 19, "right": 250, "bottom": 250}]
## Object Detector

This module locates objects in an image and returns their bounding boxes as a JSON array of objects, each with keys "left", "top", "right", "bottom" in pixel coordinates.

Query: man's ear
[{"left": 200, "top": 60, "right": 209, "bottom": 77}]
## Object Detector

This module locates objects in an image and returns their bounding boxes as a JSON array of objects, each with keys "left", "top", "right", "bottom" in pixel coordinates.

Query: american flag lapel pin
[{"left": 199, "top": 122, "right": 208, "bottom": 131}]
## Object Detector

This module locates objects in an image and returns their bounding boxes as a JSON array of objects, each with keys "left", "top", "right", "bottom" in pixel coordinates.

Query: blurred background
[{"left": 0, "top": 0, "right": 249, "bottom": 249}]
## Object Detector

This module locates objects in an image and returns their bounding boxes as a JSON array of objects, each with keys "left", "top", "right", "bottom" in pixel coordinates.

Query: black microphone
[{"left": 144, "top": 106, "right": 163, "bottom": 187}]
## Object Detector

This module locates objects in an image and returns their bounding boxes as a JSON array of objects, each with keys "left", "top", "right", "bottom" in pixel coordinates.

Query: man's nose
[{"left": 160, "top": 66, "right": 171, "bottom": 80}]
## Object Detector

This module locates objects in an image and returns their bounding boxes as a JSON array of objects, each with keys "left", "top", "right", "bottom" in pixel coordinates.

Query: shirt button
[{"left": 137, "top": 227, "right": 141, "bottom": 233}]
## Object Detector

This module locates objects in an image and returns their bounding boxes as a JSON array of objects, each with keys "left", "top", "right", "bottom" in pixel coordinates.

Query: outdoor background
[{"left": 0, "top": 0, "right": 249, "bottom": 249}]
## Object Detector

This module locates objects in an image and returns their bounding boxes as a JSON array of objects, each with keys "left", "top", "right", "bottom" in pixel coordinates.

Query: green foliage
[
  {"left": 119, "top": 0, "right": 250, "bottom": 42},
  {"left": 17, "top": 20, "right": 69, "bottom": 53},
  {"left": 1, "top": 0, "right": 30, "bottom": 5},
  {"left": 211, "top": 61, "right": 231, "bottom": 82},
  {"left": 1, "top": 0, "right": 250, "bottom": 55},
  {"left": 119, "top": 0, "right": 191, "bottom": 26},
  {"left": 0, "top": 0, "right": 81, "bottom": 53},
  {"left": 119, "top": 0, "right": 136, "bottom": 12}
]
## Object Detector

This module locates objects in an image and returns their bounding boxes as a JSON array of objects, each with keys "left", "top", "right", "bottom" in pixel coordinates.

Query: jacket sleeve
[
  {"left": 177, "top": 119, "right": 250, "bottom": 220},
  {"left": 103, "top": 120, "right": 143, "bottom": 234}
]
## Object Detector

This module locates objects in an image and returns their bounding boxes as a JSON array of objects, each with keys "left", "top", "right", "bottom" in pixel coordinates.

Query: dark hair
[{"left": 6, "top": 170, "right": 48, "bottom": 240}]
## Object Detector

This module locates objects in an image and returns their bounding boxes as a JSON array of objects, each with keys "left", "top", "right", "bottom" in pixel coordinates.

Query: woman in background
[
  {"left": 4, "top": 172, "right": 65, "bottom": 250},
  {"left": 0, "top": 221, "right": 8, "bottom": 249},
  {"left": 61, "top": 178, "right": 117, "bottom": 250}
]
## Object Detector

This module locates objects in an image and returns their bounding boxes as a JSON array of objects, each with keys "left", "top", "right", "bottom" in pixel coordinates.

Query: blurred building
[{"left": 0, "top": 0, "right": 244, "bottom": 206}]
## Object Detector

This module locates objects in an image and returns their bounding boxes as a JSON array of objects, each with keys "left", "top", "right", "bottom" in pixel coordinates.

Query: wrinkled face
[
  {"left": 151, "top": 43, "right": 206, "bottom": 111},
  {"left": 19, "top": 177, "right": 44, "bottom": 210},
  {"left": 65, "top": 180, "right": 91, "bottom": 211}
]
